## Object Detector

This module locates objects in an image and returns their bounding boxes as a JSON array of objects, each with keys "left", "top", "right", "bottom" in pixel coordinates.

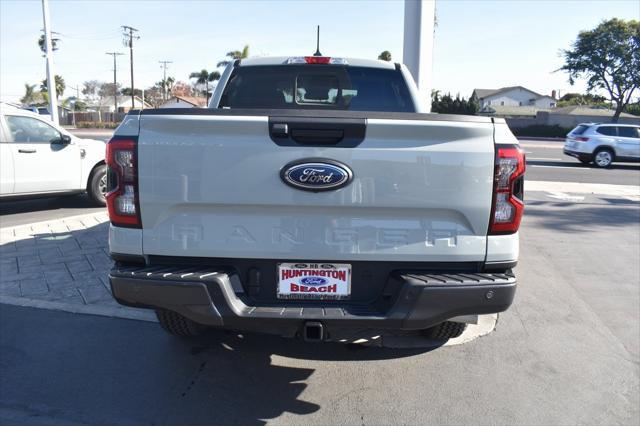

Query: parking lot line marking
[{"left": 545, "top": 191, "right": 585, "bottom": 202}]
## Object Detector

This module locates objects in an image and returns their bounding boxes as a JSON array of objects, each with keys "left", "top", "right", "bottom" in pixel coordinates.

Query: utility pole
[
  {"left": 121, "top": 25, "right": 139, "bottom": 109},
  {"left": 159, "top": 60, "right": 172, "bottom": 101},
  {"left": 106, "top": 52, "right": 124, "bottom": 118},
  {"left": 41, "top": 0, "right": 58, "bottom": 124},
  {"left": 403, "top": 0, "right": 436, "bottom": 112}
]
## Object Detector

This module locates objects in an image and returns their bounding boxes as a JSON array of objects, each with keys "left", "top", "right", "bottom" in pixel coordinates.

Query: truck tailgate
[{"left": 137, "top": 113, "right": 495, "bottom": 262}]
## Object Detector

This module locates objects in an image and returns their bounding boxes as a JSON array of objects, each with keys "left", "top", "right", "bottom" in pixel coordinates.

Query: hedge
[
  {"left": 75, "top": 121, "right": 120, "bottom": 129},
  {"left": 510, "top": 125, "right": 572, "bottom": 138}
]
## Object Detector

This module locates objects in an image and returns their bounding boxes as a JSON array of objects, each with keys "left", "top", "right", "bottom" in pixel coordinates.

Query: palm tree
[
  {"left": 189, "top": 70, "right": 221, "bottom": 102},
  {"left": 20, "top": 84, "right": 37, "bottom": 104},
  {"left": 40, "top": 75, "right": 65, "bottom": 99},
  {"left": 378, "top": 51, "right": 392, "bottom": 61},
  {"left": 217, "top": 45, "right": 249, "bottom": 67}
]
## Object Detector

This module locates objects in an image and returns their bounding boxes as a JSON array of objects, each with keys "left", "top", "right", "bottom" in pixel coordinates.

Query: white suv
[
  {"left": 0, "top": 103, "right": 107, "bottom": 205},
  {"left": 564, "top": 123, "right": 640, "bottom": 168}
]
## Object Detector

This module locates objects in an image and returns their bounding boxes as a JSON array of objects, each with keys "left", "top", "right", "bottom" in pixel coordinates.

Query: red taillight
[
  {"left": 105, "top": 138, "right": 140, "bottom": 228},
  {"left": 489, "top": 146, "right": 525, "bottom": 235},
  {"left": 304, "top": 56, "right": 332, "bottom": 64},
  {"left": 575, "top": 136, "right": 589, "bottom": 142}
]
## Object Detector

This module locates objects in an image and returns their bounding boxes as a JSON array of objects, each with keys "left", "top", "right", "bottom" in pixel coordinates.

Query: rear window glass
[
  {"left": 571, "top": 125, "right": 589, "bottom": 135},
  {"left": 596, "top": 126, "right": 617, "bottom": 136},
  {"left": 617, "top": 127, "right": 639, "bottom": 138},
  {"left": 219, "top": 65, "right": 414, "bottom": 112}
]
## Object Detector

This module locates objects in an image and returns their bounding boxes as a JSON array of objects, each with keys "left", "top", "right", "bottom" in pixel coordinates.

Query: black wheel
[
  {"left": 87, "top": 164, "right": 107, "bottom": 206},
  {"left": 423, "top": 321, "right": 467, "bottom": 341},
  {"left": 155, "top": 309, "right": 205, "bottom": 337},
  {"left": 593, "top": 148, "right": 614, "bottom": 168}
]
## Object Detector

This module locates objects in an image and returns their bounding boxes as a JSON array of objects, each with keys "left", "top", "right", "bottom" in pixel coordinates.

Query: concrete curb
[
  {"left": 516, "top": 136, "right": 564, "bottom": 142},
  {"left": 0, "top": 295, "right": 157, "bottom": 323},
  {"left": 0, "top": 211, "right": 109, "bottom": 233}
]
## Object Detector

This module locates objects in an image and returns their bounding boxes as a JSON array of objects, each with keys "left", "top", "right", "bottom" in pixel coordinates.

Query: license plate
[{"left": 277, "top": 262, "right": 351, "bottom": 300}]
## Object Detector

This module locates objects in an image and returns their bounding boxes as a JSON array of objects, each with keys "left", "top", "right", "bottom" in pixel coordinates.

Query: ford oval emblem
[
  {"left": 300, "top": 277, "right": 328, "bottom": 286},
  {"left": 280, "top": 159, "right": 353, "bottom": 192}
]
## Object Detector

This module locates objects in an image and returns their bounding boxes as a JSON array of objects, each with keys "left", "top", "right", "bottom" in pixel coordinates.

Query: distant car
[
  {"left": 563, "top": 123, "right": 640, "bottom": 168},
  {"left": 0, "top": 103, "right": 107, "bottom": 206}
]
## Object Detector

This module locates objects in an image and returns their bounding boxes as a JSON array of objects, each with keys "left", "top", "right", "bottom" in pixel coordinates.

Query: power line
[
  {"left": 121, "top": 25, "right": 139, "bottom": 109},
  {"left": 106, "top": 52, "right": 124, "bottom": 117},
  {"left": 159, "top": 60, "right": 172, "bottom": 101}
]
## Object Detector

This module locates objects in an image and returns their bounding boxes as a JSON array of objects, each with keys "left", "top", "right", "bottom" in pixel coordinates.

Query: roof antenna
[{"left": 313, "top": 25, "right": 322, "bottom": 56}]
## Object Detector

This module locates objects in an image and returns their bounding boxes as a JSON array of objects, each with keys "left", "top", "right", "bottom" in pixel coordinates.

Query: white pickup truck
[{"left": 107, "top": 56, "right": 524, "bottom": 343}]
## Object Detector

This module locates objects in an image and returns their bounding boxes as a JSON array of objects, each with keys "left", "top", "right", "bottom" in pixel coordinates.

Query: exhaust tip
[{"left": 303, "top": 321, "right": 324, "bottom": 342}]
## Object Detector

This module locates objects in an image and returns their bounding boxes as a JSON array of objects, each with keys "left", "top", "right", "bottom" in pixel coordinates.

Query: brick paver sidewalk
[{"left": 0, "top": 212, "right": 154, "bottom": 321}]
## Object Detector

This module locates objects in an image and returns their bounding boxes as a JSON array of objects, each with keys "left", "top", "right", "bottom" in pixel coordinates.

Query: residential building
[
  {"left": 472, "top": 86, "right": 557, "bottom": 110},
  {"left": 86, "top": 96, "right": 150, "bottom": 113},
  {"left": 159, "top": 96, "right": 207, "bottom": 109}
]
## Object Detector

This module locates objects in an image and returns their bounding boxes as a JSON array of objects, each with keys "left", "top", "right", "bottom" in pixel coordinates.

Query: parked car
[
  {"left": 0, "top": 103, "right": 107, "bottom": 205},
  {"left": 564, "top": 123, "right": 640, "bottom": 168},
  {"left": 107, "top": 56, "right": 524, "bottom": 343}
]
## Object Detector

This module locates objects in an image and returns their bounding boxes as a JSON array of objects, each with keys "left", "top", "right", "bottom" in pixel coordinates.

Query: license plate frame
[{"left": 276, "top": 262, "right": 351, "bottom": 300}]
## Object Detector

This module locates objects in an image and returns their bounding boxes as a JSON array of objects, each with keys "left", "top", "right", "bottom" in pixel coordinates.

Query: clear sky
[{"left": 1, "top": 0, "right": 638, "bottom": 103}]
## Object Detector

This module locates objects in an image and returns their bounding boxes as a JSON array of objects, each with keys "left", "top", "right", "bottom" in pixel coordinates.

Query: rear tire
[
  {"left": 593, "top": 148, "right": 614, "bottom": 168},
  {"left": 423, "top": 321, "right": 467, "bottom": 341},
  {"left": 155, "top": 309, "right": 205, "bottom": 337},
  {"left": 87, "top": 164, "right": 107, "bottom": 206}
]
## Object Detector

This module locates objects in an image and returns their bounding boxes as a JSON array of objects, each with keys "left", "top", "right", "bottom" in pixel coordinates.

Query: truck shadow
[
  {"left": 0, "top": 221, "right": 439, "bottom": 425},
  {"left": 152, "top": 329, "right": 437, "bottom": 424}
]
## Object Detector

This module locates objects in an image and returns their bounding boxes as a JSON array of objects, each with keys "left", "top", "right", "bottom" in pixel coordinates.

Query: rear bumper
[
  {"left": 563, "top": 148, "right": 593, "bottom": 162},
  {"left": 110, "top": 265, "right": 516, "bottom": 339}
]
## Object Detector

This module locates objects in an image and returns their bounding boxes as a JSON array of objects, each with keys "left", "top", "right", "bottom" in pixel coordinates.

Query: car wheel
[
  {"left": 422, "top": 321, "right": 467, "bottom": 341},
  {"left": 87, "top": 164, "right": 107, "bottom": 206},
  {"left": 155, "top": 309, "right": 205, "bottom": 337},
  {"left": 593, "top": 149, "right": 614, "bottom": 168}
]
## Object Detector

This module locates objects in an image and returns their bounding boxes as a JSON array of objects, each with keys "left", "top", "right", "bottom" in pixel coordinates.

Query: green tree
[
  {"left": 558, "top": 18, "right": 639, "bottom": 122},
  {"left": 189, "top": 70, "right": 221, "bottom": 102},
  {"left": 20, "top": 84, "right": 38, "bottom": 104},
  {"left": 40, "top": 75, "right": 65, "bottom": 99},
  {"left": 557, "top": 92, "right": 608, "bottom": 107},
  {"left": 217, "top": 45, "right": 249, "bottom": 67},
  {"left": 625, "top": 102, "right": 640, "bottom": 116},
  {"left": 378, "top": 51, "right": 392, "bottom": 61},
  {"left": 431, "top": 91, "right": 478, "bottom": 115}
]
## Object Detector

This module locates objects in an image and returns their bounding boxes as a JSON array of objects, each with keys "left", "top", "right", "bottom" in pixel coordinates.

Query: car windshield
[{"left": 219, "top": 65, "right": 415, "bottom": 112}]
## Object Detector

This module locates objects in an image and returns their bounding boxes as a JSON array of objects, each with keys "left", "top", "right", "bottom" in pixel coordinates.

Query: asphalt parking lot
[{"left": 0, "top": 137, "right": 638, "bottom": 425}]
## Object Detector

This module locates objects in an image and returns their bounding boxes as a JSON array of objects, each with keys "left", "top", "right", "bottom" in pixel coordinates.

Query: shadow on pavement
[
  {"left": 524, "top": 201, "right": 640, "bottom": 232},
  {"left": 0, "top": 304, "right": 435, "bottom": 425},
  {"left": 0, "top": 193, "right": 99, "bottom": 216}
]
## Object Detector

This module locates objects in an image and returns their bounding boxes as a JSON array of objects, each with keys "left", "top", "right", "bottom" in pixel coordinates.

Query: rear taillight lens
[
  {"left": 489, "top": 146, "right": 525, "bottom": 235},
  {"left": 105, "top": 138, "right": 140, "bottom": 228},
  {"left": 575, "top": 137, "right": 589, "bottom": 142}
]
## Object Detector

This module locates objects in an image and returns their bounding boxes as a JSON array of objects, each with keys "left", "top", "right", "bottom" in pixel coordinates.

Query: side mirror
[{"left": 55, "top": 134, "right": 72, "bottom": 144}]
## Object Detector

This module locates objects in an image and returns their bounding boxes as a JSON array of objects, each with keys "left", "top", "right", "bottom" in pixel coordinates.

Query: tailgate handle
[{"left": 290, "top": 129, "right": 344, "bottom": 145}]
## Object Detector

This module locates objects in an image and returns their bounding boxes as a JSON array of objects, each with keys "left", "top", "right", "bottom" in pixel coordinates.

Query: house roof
[
  {"left": 161, "top": 96, "right": 207, "bottom": 107},
  {"left": 86, "top": 95, "right": 150, "bottom": 108},
  {"left": 477, "top": 105, "right": 550, "bottom": 117},
  {"left": 473, "top": 86, "right": 544, "bottom": 100}
]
